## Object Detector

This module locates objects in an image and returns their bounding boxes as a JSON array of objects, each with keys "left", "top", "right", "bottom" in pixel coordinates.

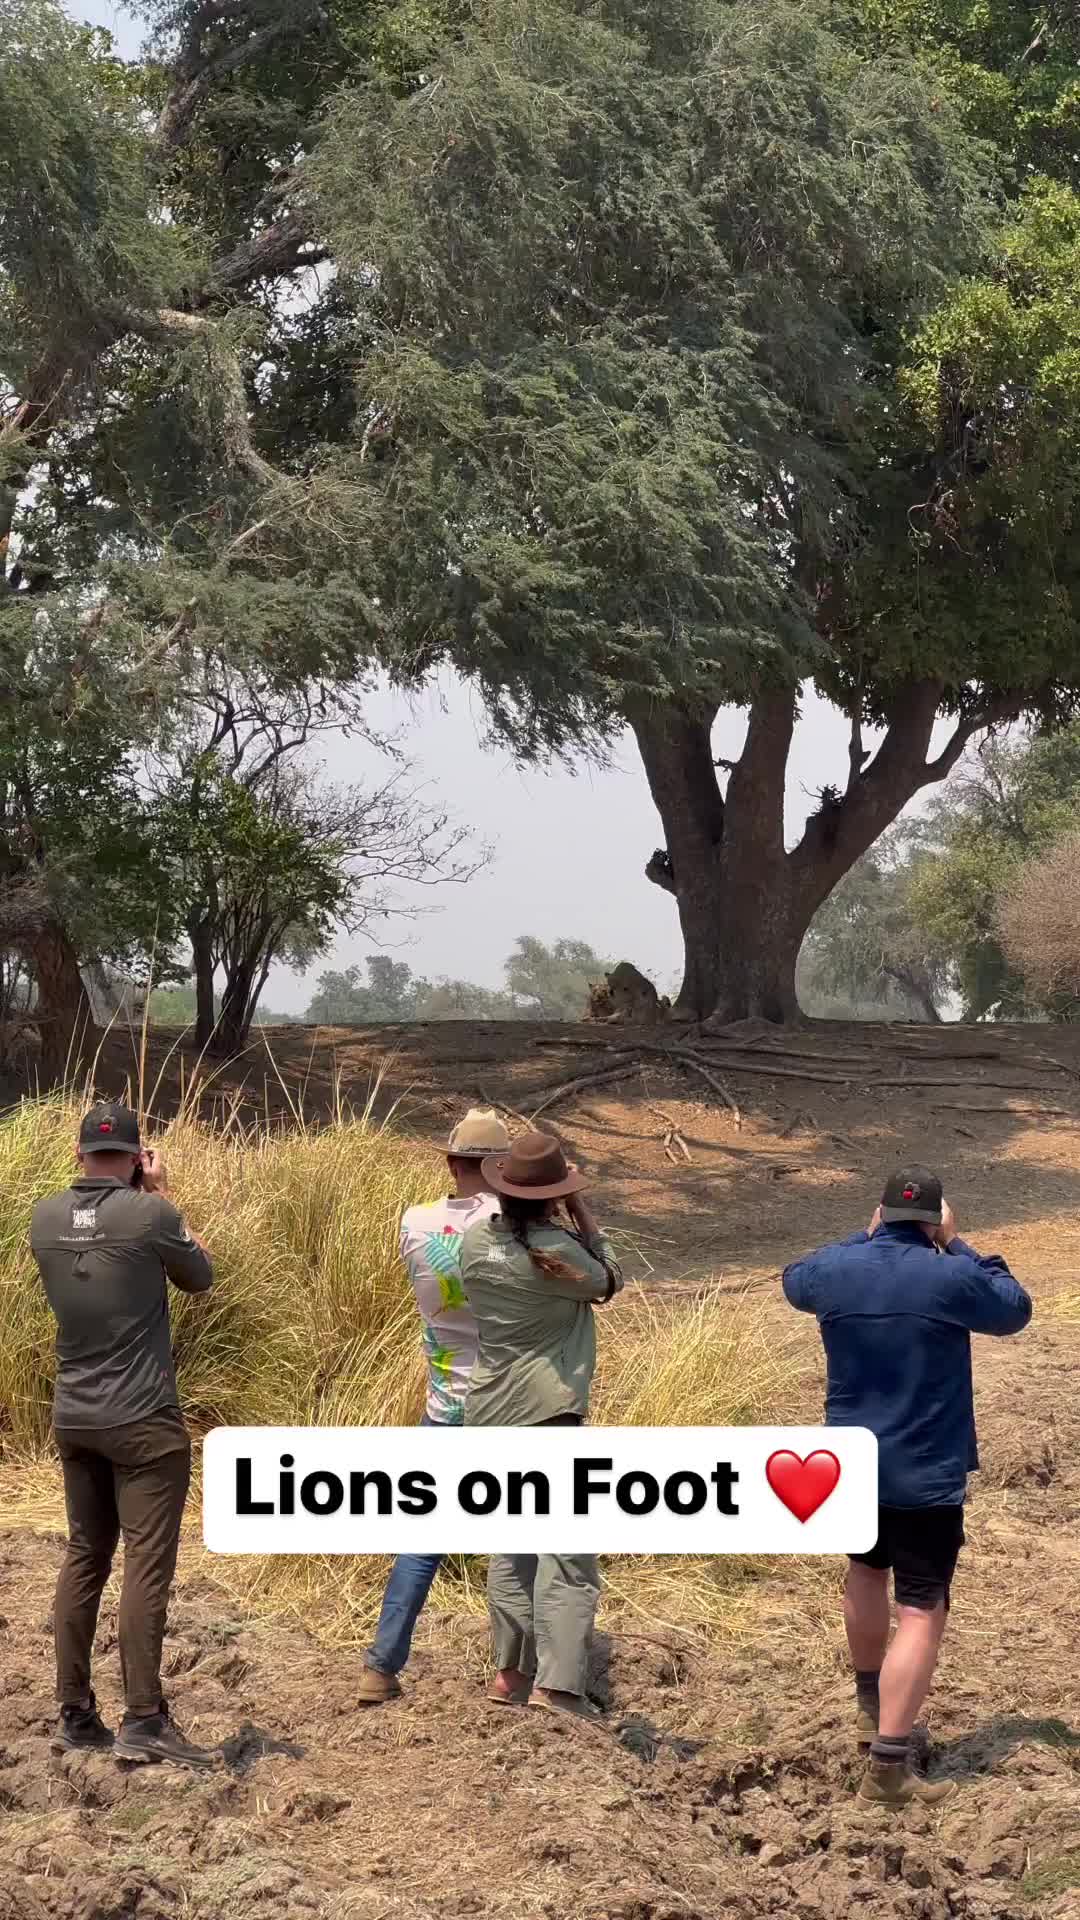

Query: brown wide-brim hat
[{"left": 481, "top": 1131, "right": 585, "bottom": 1202}]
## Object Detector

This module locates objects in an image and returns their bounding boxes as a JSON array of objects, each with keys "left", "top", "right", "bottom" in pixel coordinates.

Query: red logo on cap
[
  {"left": 902, "top": 1183, "right": 917, "bottom": 1201},
  {"left": 99, "top": 1121, "right": 113, "bottom": 1134}
]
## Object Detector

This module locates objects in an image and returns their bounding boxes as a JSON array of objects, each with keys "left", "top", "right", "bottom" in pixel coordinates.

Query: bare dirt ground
[{"left": 2, "top": 1020, "right": 1080, "bottom": 1920}]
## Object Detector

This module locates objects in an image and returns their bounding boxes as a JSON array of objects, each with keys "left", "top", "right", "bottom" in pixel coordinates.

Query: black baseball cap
[
  {"left": 880, "top": 1166, "right": 943, "bottom": 1225},
  {"left": 78, "top": 1102, "right": 142, "bottom": 1155}
]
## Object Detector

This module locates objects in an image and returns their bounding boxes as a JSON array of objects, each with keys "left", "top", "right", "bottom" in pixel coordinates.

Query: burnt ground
[{"left": 2, "top": 1019, "right": 1080, "bottom": 1919}]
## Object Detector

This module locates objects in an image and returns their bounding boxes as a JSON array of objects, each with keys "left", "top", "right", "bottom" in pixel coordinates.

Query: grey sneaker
[
  {"left": 51, "top": 1694, "right": 114, "bottom": 1754},
  {"left": 114, "top": 1701, "right": 216, "bottom": 1771}
]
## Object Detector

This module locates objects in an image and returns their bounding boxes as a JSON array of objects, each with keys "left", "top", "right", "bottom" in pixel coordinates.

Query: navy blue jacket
[{"left": 782, "top": 1223, "right": 1031, "bottom": 1508}]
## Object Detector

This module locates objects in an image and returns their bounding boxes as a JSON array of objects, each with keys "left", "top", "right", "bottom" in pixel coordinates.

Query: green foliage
[
  {"left": 156, "top": 753, "right": 365, "bottom": 1045},
  {"left": 505, "top": 935, "right": 607, "bottom": 1019},
  {"left": 305, "top": 958, "right": 522, "bottom": 1023},
  {"left": 843, "top": 1, "right": 1080, "bottom": 182},
  {"left": 148, "top": 982, "right": 296, "bottom": 1024},
  {"left": 888, "top": 177, "right": 1080, "bottom": 701},
  {"left": 907, "top": 727, "right": 1080, "bottom": 1017},
  {"left": 0, "top": 604, "right": 182, "bottom": 973},
  {"left": 305, "top": 934, "right": 608, "bottom": 1023},
  {"left": 8, "top": 0, "right": 1080, "bottom": 1037},
  {"left": 800, "top": 831, "right": 951, "bottom": 1020},
  {"left": 0, "top": 0, "right": 190, "bottom": 380},
  {"left": 832, "top": 0, "right": 1080, "bottom": 716},
  {"left": 308, "top": 0, "right": 995, "bottom": 750}
]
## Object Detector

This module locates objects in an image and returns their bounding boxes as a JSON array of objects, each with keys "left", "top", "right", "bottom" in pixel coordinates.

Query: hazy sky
[{"left": 65, "top": 0, "right": 958, "bottom": 1012}]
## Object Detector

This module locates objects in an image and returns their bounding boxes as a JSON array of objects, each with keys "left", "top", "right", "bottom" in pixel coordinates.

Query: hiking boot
[
  {"left": 114, "top": 1701, "right": 216, "bottom": 1770},
  {"left": 857, "top": 1758, "right": 956, "bottom": 1808},
  {"left": 356, "top": 1667, "right": 402, "bottom": 1706},
  {"left": 854, "top": 1705, "right": 877, "bottom": 1750},
  {"left": 51, "top": 1694, "right": 113, "bottom": 1754}
]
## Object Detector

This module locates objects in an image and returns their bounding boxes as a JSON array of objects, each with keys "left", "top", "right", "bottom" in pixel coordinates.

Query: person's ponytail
[{"left": 499, "top": 1194, "right": 619, "bottom": 1289}]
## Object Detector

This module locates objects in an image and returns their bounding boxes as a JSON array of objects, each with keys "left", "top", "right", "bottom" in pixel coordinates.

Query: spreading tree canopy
[
  {"left": 0, "top": 0, "right": 437, "bottom": 1065},
  {"left": 305, "top": 0, "right": 1080, "bottom": 1022},
  {"left": 8, "top": 0, "right": 1080, "bottom": 1041}
]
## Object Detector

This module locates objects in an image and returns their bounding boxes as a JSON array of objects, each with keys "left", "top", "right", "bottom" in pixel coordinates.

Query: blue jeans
[{"left": 365, "top": 1411, "right": 445, "bottom": 1676}]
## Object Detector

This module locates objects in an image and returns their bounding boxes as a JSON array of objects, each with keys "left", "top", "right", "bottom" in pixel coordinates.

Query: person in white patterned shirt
[{"left": 356, "top": 1108, "right": 510, "bottom": 1705}]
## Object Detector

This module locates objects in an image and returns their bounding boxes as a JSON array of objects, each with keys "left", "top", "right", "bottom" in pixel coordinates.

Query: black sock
[
  {"left": 870, "top": 1734, "right": 909, "bottom": 1766},
  {"left": 854, "top": 1668, "right": 880, "bottom": 1711}
]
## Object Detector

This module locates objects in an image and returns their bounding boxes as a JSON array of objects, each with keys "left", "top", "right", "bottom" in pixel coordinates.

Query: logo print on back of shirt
[{"left": 72, "top": 1206, "right": 96, "bottom": 1231}]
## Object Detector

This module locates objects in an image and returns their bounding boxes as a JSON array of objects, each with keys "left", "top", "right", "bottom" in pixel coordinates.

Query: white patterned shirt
[{"left": 400, "top": 1193, "right": 500, "bottom": 1425}]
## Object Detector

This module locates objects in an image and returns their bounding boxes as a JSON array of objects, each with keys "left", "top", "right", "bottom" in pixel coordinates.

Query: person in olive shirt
[
  {"left": 31, "top": 1101, "right": 216, "bottom": 1769},
  {"left": 461, "top": 1131, "right": 623, "bottom": 1720}
]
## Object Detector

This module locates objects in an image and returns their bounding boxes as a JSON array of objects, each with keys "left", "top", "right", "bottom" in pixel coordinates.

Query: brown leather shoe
[
  {"left": 854, "top": 1705, "right": 877, "bottom": 1750},
  {"left": 857, "top": 1758, "right": 956, "bottom": 1807},
  {"left": 356, "top": 1668, "right": 402, "bottom": 1706}
]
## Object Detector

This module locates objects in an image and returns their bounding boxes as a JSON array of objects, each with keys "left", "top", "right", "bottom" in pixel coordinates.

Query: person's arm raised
[
  {"left": 937, "top": 1204, "right": 1032, "bottom": 1336},
  {"left": 142, "top": 1151, "right": 213, "bottom": 1293},
  {"left": 563, "top": 1188, "right": 623, "bottom": 1301}
]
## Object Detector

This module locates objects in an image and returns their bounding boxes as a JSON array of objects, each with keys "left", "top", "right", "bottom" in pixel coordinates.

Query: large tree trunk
[
  {"left": 212, "top": 957, "right": 259, "bottom": 1056},
  {"left": 633, "top": 694, "right": 805, "bottom": 1023},
  {"left": 632, "top": 678, "right": 1008, "bottom": 1026},
  {"left": 28, "top": 920, "right": 92, "bottom": 1085},
  {"left": 190, "top": 920, "right": 217, "bottom": 1050}
]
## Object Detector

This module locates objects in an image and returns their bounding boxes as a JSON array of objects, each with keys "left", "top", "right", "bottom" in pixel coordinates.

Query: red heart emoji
[{"left": 765, "top": 1449, "right": 841, "bottom": 1523}]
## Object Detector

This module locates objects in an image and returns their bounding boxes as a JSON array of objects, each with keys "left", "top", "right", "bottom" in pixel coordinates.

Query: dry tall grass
[{"left": 0, "top": 1087, "right": 805, "bottom": 1644}]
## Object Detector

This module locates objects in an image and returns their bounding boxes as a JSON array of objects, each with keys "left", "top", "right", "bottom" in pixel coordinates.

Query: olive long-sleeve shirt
[
  {"left": 31, "top": 1175, "right": 212, "bottom": 1428},
  {"left": 460, "top": 1216, "right": 619, "bottom": 1427}
]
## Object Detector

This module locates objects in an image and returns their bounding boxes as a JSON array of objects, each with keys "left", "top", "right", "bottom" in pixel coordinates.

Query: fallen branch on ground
[
  {"left": 528, "top": 1063, "right": 644, "bottom": 1121},
  {"left": 518, "top": 1041, "right": 1065, "bottom": 1120},
  {"left": 475, "top": 1092, "right": 534, "bottom": 1134},
  {"left": 648, "top": 1104, "right": 694, "bottom": 1164},
  {"left": 929, "top": 1100, "right": 1073, "bottom": 1116},
  {"left": 663, "top": 1048, "right": 743, "bottom": 1131},
  {"left": 678, "top": 1057, "right": 1065, "bottom": 1091}
]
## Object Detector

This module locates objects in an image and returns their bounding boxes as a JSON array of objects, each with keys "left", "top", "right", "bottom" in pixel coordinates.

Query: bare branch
[
  {"left": 998, "top": 828, "right": 1080, "bottom": 1010},
  {"left": 925, "top": 696, "right": 1023, "bottom": 781},
  {"left": 208, "top": 219, "right": 328, "bottom": 297}
]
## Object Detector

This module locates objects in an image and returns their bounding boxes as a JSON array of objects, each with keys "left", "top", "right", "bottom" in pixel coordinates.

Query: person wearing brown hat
[
  {"left": 356, "top": 1107, "right": 511, "bottom": 1706},
  {"left": 460, "top": 1131, "right": 624, "bottom": 1720}
]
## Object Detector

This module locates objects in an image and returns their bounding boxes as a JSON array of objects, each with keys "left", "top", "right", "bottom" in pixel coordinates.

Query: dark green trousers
[{"left": 54, "top": 1408, "right": 191, "bottom": 1717}]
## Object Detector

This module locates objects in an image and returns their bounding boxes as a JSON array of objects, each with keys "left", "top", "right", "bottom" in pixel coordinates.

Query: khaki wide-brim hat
[
  {"left": 446, "top": 1108, "right": 512, "bottom": 1159},
  {"left": 482, "top": 1131, "right": 585, "bottom": 1202}
]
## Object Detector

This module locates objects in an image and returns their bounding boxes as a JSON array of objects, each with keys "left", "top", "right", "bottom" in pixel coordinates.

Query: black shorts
[{"left": 849, "top": 1504, "right": 965, "bottom": 1611}]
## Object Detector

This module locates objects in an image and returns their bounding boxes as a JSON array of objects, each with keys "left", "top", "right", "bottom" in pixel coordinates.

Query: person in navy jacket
[{"left": 783, "top": 1166, "right": 1031, "bottom": 1807}]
